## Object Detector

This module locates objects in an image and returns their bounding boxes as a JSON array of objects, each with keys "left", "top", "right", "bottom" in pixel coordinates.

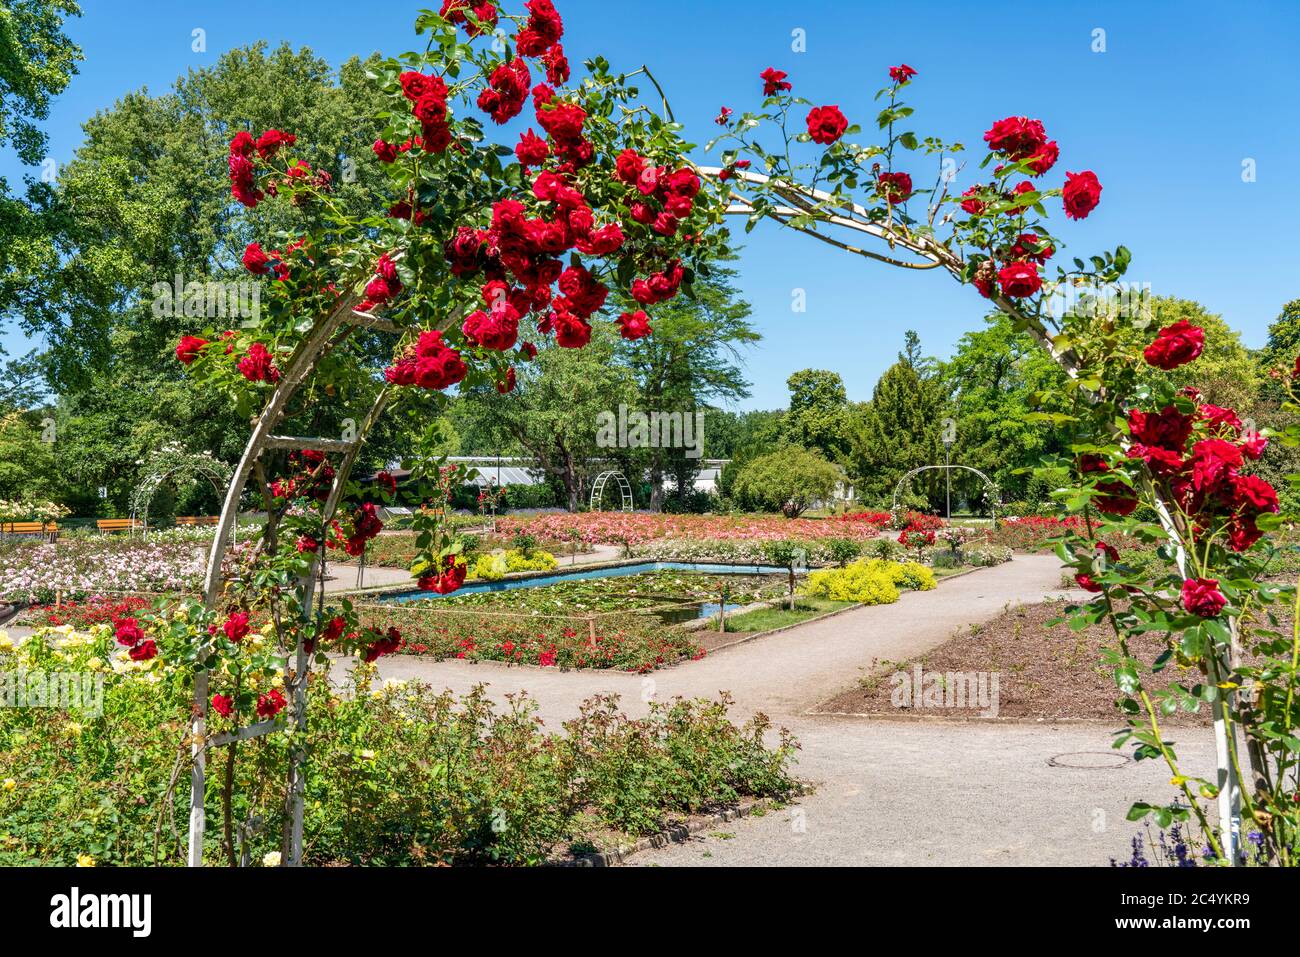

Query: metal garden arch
[
  {"left": 129, "top": 444, "right": 233, "bottom": 536},
  {"left": 890, "top": 464, "right": 1001, "bottom": 519},
  {"left": 589, "top": 469, "right": 633, "bottom": 511}
]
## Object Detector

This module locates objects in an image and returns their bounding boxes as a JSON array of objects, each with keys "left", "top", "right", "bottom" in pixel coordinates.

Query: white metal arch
[
  {"left": 891, "top": 464, "right": 1000, "bottom": 517},
  {"left": 589, "top": 470, "right": 633, "bottom": 511},
  {"left": 129, "top": 448, "right": 233, "bottom": 536}
]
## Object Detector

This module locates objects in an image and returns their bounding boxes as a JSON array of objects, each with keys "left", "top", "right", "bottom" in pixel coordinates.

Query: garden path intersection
[{"left": 363, "top": 554, "right": 1218, "bottom": 866}]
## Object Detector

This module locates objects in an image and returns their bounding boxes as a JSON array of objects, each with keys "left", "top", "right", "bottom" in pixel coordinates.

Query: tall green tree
[
  {"left": 615, "top": 260, "right": 758, "bottom": 509},
  {"left": 784, "top": 368, "right": 849, "bottom": 462},
  {"left": 845, "top": 332, "right": 947, "bottom": 509},
  {"left": 939, "top": 314, "right": 1069, "bottom": 505},
  {"left": 0, "top": 0, "right": 82, "bottom": 367},
  {"left": 9, "top": 43, "right": 391, "bottom": 511}
]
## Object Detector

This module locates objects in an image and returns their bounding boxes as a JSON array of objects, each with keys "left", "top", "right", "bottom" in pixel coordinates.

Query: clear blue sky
[{"left": 6, "top": 0, "right": 1299, "bottom": 409}]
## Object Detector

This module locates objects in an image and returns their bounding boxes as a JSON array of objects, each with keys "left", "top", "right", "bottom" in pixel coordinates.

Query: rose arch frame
[
  {"left": 589, "top": 469, "right": 633, "bottom": 512},
  {"left": 187, "top": 294, "right": 408, "bottom": 867},
  {"left": 704, "top": 165, "right": 1244, "bottom": 862},
  {"left": 890, "top": 464, "right": 1000, "bottom": 519},
  {"left": 129, "top": 446, "right": 234, "bottom": 537}
]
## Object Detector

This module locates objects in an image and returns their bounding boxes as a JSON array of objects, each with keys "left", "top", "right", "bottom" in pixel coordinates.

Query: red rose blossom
[
  {"left": 1143, "top": 320, "right": 1204, "bottom": 370},
  {"left": 996, "top": 261, "right": 1042, "bottom": 298},
  {"left": 760, "top": 67, "right": 792, "bottom": 96},
  {"left": 888, "top": 64, "right": 917, "bottom": 84},
  {"left": 175, "top": 335, "right": 208, "bottom": 365},
  {"left": 1181, "top": 578, "right": 1226, "bottom": 618},
  {"left": 1062, "top": 170, "right": 1102, "bottom": 220},
  {"left": 806, "top": 105, "right": 848, "bottom": 145}
]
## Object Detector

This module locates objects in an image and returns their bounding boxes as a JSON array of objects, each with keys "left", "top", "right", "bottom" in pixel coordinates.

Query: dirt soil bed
[{"left": 817, "top": 599, "right": 1222, "bottom": 723}]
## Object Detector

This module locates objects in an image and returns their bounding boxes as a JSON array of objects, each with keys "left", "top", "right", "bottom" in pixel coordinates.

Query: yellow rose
[{"left": 76, "top": 854, "right": 96, "bottom": 867}]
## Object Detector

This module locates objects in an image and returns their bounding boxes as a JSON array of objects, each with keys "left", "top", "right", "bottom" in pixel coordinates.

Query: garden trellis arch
[
  {"left": 129, "top": 445, "right": 234, "bottom": 535},
  {"left": 705, "top": 164, "right": 1244, "bottom": 863},
  {"left": 589, "top": 469, "right": 634, "bottom": 511},
  {"left": 187, "top": 280, "right": 416, "bottom": 868},
  {"left": 891, "top": 465, "right": 1000, "bottom": 519}
]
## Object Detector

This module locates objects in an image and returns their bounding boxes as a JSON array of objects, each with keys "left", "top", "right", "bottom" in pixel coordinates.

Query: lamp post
[{"left": 942, "top": 419, "right": 955, "bottom": 521}]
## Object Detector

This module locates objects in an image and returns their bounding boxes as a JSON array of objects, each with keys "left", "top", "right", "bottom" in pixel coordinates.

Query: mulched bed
[{"left": 817, "top": 600, "right": 1221, "bottom": 723}]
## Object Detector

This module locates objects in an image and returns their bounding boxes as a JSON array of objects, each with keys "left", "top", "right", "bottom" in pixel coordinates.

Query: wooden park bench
[
  {"left": 0, "top": 521, "right": 59, "bottom": 541},
  {"left": 96, "top": 518, "right": 141, "bottom": 534},
  {"left": 175, "top": 516, "right": 220, "bottom": 527}
]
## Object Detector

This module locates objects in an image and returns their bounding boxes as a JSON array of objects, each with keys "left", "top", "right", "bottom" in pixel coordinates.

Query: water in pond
[{"left": 381, "top": 561, "right": 785, "bottom": 604}]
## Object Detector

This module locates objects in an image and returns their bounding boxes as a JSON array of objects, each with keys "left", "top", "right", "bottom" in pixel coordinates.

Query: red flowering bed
[
  {"left": 25, "top": 594, "right": 167, "bottom": 629},
  {"left": 496, "top": 512, "right": 884, "bottom": 547},
  {"left": 358, "top": 605, "right": 702, "bottom": 673}
]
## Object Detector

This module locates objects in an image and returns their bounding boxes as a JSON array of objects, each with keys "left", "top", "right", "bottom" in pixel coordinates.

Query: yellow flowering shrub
[
  {"left": 504, "top": 549, "right": 558, "bottom": 573},
  {"left": 803, "top": 559, "right": 936, "bottom": 604}
]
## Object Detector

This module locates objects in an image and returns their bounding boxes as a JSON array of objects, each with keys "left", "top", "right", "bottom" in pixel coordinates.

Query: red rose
[
  {"left": 996, "top": 261, "right": 1042, "bottom": 298},
  {"left": 1095, "top": 541, "right": 1121, "bottom": 564},
  {"left": 1075, "top": 573, "right": 1103, "bottom": 593},
  {"left": 1062, "top": 170, "right": 1102, "bottom": 220},
  {"left": 983, "top": 116, "right": 1047, "bottom": 160},
  {"left": 1010, "top": 232, "right": 1053, "bottom": 263},
  {"left": 114, "top": 618, "right": 144, "bottom": 647},
  {"left": 551, "top": 310, "right": 591, "bottom": 348},
  {"left": 542, "top": 43, "right": 569, "bottom": 85},
  {"left": 806, "top": 105, "right": 848, "bottom": 145},
  {"left": 760, "top": 67, "right": 792, "bottom": 96},
  {"left": 175, "top": 335, "right": 208, "bottom": 365},
  {"left": 959, "top": 185, "right": 986, "bottom": 215},
  {"left": 1231, "top": 474, "right": 1278, "bottom": 513},
  {"left": 616, "top": 310, "right": 653, "bottom": 341},
  {"left": 495, "top": 367, "right": 517, "bottom": 393},
  {"left": 1189, "top": 438, "right": 1243, "bottom": 496},
  {"left": 211, "top": 694, "right": 234, "bottom": 717},
  {"left": 223, "top": 611, "right": 251, "bottom": 643},
  {"left": 1026, "top": 140, "right": 1059, "bottom": 176},
  {"left": 888, "top": 64, "right": 917, "bottom": 84},
  {"left": 1143, "top": 320, "right": 1204, "bottom": 370},
  {"left": 1128, "top": 405, "right": 1194, "bottom": 451},
  {"left": 242, "top": 242, "right": 271, "bottom": 275},
  {"left": 1181, "top": 577, "right": 1226, "bottom": 618},
  {"left": 238, "top": 343, "right": 280, "bottom": 383},
  {"left": 128, "top": 639, "right": 158, "bottom": 662},
  {"left": 515, "top": 128, "right": 549, "bottom": 167},
  {"left": 256, "top": 689, "right": 287, "bottom": 720},
  {"left": 254, "top": 129, "right": 295, "bottom": 159},
  {"left": 373, "top": 139, "right": 398, "bottom": 163},
  {"left": 1126, "top": 443, "right": 1185, "bottom": 477},
  {"left": 715, "top": 106, "right": 733, "bottom": 126},
  {"left": 517, "top": 0, "right": 563, "bottom": 57},
  {"left": 876, "top": 171, "right": 912, "bottom": 205}
]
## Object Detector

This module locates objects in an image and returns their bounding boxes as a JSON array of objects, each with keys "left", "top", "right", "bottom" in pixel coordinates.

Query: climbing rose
[
  {"left": 715, "top": 106, "right": 733, "bottom": 125},
  {"left": 959, "top": 186, "right": 986, "bottom": 215},
  {"left": 1128, "top": 405, "right": 1194, "bottom": 451},
  {"left": 515, "top": 128, "right": 549, "bottom": 167},
  {"left": 1075, "top": 573, "right": 1102, "bottom": 593},
  {"left": 1143, "top": 320, "right": 1204, "bottom": 370},
  {"left": 542, "top": 43, "right": 569, "bottom": 85},
  {"left": 419, "top": 556, "right": 468, "bottom": 595},
  {"left": 211, "top": 694, "right": 234, "bottom": 718},
  {"left": 242, "top": 242, "right": 271, "bottom": 274},
  {"left": 516, "top": 0, "right": 563, "bottom": 57},
  {"left": 373, "top": 139, "right": 398, "bottom": 163},
  {"left": 806, "top": 105, "right": 848, "bottom": 145},
  {"left": 478, "top": 58, "right": 530, "bottom": 124},
  {"left": 238, "top": 343, "right": 281, "bottom": 383},
  {"left": 114, "top": 618, "right": 144, "bottom": 647},
  {"left": 496, "top": 367, "right": 517, "bottom": 393},
  {"left": 888, "top": 64, "right": 917, "bottom": 83},
  {"left": 616, "top": 310, "right": 653, "bottom": 340},
  {"left": 1181, "top": 578, "right": 1226, "bottom": 618},
  {"left": 256, "top": 689, "right": 287, "bottom": 720},
  {"left": 440, "top": 0, "right": 498, "bottom": 36},
  {"left": 223, "top": 612, "right": 252, "bottom": 643},
  {"left": 175, "top": 335, "right": 208, "bottom": 365},
  {"left": 983, "top": 116, "right": 1047, "bottom": 160},
  {"left": 1026, "top": 140, "right": 1059, "bottom": 176},
  {"left": 876, "top": 171, "right": 912, "bottom": 205},
  {"left": 129, "top": 640, "right": 158, "bottom": 662},
  {"left": 996, "top": 261, "right": 1042, "bottom": 298},
  {"left": 1062, "top": 170, "right": 1102, "bottom": 220},
  {"left": 760, "top": 67, "right": 792, "bottom": 96},
  {"left": 254, "top": 129, "right": 295, "bottom": 159},
  {"left": 1189, "top": 439, "right": 1243, "bottom": 497}
]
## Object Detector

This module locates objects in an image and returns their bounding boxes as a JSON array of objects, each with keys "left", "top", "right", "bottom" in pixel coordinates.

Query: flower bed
[
  {"left": 496, "top": 512, "right": 884, "bottom": 548},
  {"left": 0, "top": 536, "right": 208, "bottom": 602}
]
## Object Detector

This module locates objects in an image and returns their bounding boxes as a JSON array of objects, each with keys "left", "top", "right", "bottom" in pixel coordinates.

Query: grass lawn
[{"left": 722, "top": 597, "right": 855, "bottom": 633}]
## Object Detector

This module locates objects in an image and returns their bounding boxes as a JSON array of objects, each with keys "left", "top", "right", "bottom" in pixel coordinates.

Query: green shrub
[
  {"left": 0, "top": 630, "right": 800, "bottom": 866},
  {"left": 825, "top": 537, "right": 862, "bottom": 567}
]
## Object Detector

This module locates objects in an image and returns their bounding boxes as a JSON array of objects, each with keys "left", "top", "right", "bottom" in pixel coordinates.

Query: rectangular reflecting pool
[{"left": 380, "top": 561, "right": 786, "bottom": 603}]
